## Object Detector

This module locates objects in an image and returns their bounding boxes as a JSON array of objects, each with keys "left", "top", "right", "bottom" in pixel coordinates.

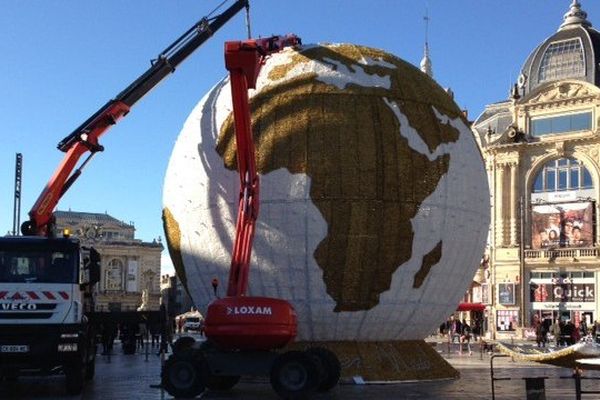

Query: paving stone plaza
[{"left": 2, "top": 334, "right": 600, "bottom": 399}]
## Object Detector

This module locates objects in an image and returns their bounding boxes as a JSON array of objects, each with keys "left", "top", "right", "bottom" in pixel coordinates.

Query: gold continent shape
[{"left": 216, "top": 44, "right": 462, "bottom": 312}]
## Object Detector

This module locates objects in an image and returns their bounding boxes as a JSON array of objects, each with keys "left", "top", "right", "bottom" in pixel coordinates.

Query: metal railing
[{"left": 524, "top": 247, "right": 599, "bottom": 260}]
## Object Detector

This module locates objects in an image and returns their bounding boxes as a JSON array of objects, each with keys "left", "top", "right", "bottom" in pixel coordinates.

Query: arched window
[
  {"left": 538, "top": 38, "right": 585, "bottom": 83},
  {"left": 532, "top": 157, "right": 593, "bottom": 193},
  {"left": 105, "top": 259, "right": 124, "bottom": 291}
]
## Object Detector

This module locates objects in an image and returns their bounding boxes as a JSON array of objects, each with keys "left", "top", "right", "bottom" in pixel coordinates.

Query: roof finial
[
  {"left": 420, "top": 8, "right": 433, "bottom": 78},
  {"left": 559, "top": 0, "right": 591, "bottom": 30}
]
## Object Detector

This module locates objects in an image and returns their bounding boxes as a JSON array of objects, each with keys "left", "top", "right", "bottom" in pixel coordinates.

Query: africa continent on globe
[{"left": 163, "top": 43, "right": 490, "bottom": 341}]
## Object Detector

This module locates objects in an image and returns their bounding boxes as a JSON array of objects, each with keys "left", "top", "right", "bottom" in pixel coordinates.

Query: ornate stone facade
[
  {"left": 53, "top": 210, "right": 163, "bottom": 311},
  {"left": 474, "top": 1, "right": 600, "bottom": 339}
]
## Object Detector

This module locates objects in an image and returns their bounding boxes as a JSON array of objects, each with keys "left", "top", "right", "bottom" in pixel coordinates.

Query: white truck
[
  {"left": 0, "top": 235, "right": 100, "bottom": 394},
  {"left": 0, "top": 0, "right": 248, "bottom": 394}
]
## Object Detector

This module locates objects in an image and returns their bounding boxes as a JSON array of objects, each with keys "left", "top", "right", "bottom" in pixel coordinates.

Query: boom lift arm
[
  {"left": 22, "top": 0, "right": 250, "bottom": 237},
  {"left": 163, "top": 32, "right": 342, "bottom": 400},
  {"left": 223, "top": 34, "right": 301, "bottom": 298}
]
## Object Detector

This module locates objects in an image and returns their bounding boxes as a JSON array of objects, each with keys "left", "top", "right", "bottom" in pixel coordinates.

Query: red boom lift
[{"left": 160, "top": 36, "right": 341, "bottom": 399}]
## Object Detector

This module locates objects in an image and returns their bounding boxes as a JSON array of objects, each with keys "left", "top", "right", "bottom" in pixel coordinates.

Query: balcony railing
[{"left": 524, "top": 247, "right": 599, "bottom": 260}]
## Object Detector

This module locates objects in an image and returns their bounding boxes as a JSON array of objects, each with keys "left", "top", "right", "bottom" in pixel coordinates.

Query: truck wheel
[
  {"left": 172, "top": 336, "right": 195, "bottom": 356},
  {"left": 306, "top": 347, "right": 341, "bottom": 392},
  {"left": 206, "top": 375, "right": 241, "bottom": 391},
  {"left": 161, "top": 353, "right": 206, "bottom": 398},
  {"left": 270, "top": 351, "right": 319, "bottom": 399},
  {"left": 64, "top": 365, "right": 84, "bottom": 395}
]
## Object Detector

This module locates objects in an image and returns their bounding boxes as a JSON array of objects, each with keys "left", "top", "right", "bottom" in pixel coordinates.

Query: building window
[
  {"left": 538, "top": 38, "right": 585, "bottom": 83},
  {"left": 497, "top": 310, "right": 518, "bottom": 332},
  {"left": 530, "top": 111, "right": 592, "bottom": 136},
  {"left": 532, "top": 158, "right": 593, "bottom": 193}
]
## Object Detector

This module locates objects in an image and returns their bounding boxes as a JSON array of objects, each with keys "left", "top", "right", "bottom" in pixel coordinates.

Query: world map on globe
[
  {"left": 216, "top": 44, "right": 460, "bottom": 311},
  {"left": 163, "top": 43, "right": 489, "bottom": 341}
]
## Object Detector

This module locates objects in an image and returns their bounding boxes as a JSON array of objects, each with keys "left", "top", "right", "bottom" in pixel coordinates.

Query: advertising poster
[
  {"left": 498, "top": 283, "right": 515, "bottom": 305},
  {"left": 472, "top": 285, "right": 482, "bottom": 303},
  {"left": 126, "top": 261, "right": 139, "bottom": 292},
  {"left": 530, "top": 282, "right": 595, "bottom": 302},
  {"left": 530, "top": 283, "right": 551, "bottom": 302},
  {"left": 482, "top": 283, "right": 490, "bottom": 305},
  {"left": 531, "top": 202, "right": 594, "bottom": 249},
  {"left": 496, "top": 310, "right": 518, "bottom": 331}
]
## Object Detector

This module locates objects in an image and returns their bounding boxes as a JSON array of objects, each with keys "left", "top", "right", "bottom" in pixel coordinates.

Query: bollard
[
  {"left": 480, "top": 340, "right": 484, "bottom": 360},
  {"left": 523, "top": 377, "right": 547, "bottom": 400}
]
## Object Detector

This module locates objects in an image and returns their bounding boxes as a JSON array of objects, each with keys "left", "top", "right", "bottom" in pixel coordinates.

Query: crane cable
[
  {"left": 205, "top": 0, "right": 229, "bottom": 18},
  {"left": 207, "top": 0, "right": 251, "bottom": 39}
]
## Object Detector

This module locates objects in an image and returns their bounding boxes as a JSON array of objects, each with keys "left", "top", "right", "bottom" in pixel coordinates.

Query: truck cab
[{"left": 0, "top": 235, "right": 99, "bottom": 394}]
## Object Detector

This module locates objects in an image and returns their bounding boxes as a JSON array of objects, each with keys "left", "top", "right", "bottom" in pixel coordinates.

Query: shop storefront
[{"left": 529, "top": 271, "right": 595, "bottom": 327}]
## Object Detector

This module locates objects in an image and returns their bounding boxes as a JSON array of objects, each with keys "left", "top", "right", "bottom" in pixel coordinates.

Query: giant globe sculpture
[{"left": 163, "top": 43, "right": 490, "bottom": 380}]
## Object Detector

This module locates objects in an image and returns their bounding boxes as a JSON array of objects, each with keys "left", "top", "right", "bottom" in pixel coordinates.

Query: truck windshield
[{"left": 0, "top": 248, "right": 78, "bottom": 284}]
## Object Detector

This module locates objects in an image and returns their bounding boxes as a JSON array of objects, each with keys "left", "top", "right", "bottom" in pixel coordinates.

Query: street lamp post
[{"left": 519, "top": 196, "right": 526, "bottom": 333}]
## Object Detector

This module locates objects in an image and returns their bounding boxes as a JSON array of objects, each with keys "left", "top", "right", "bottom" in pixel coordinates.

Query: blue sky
[{"left": 0, "top": 1, "right": 595, "bottom": 274}]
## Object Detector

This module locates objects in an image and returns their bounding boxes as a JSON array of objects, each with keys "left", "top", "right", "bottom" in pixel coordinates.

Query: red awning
[{"left": 456, "top": 302, "right": 485, "bottom": 312}]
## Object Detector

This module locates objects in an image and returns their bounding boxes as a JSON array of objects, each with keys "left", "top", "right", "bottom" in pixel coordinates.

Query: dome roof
[{"left": 519, "top": 1, "right": 600, "bottom": 96}]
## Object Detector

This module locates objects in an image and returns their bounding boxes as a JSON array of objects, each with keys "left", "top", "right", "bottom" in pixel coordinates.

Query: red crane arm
[
  {"left": 25, "top": 102, "right": 130, "bottom": 237},
  {"left": 224, "top": 34, "right": 301, "bottom": 297},
  {"left": 21, "top": 0, "right": 249, "bottom": 237}
]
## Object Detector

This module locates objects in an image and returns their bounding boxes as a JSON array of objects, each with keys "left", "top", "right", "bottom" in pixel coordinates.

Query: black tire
[
  {"left": 172, "top": 336, "right": 195, "bottom": 356},
  {"left": 64, "top": 364, "right": 84, "bottom": 395},
  {"left": 270, "top": 351, "right": 319, "bottom": 400},
  {"left": 206, "top": 374, "right": 241, "bottom": 391},
  {"left": 306, "top": 347, "right": 341, "bottom": 392},
  {"left": 161, "top": 353, "right": 206, "bottom": 398}
]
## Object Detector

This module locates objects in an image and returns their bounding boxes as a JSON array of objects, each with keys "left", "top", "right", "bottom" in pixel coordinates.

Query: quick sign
[
  {"left": 530, "top": 283, "right": 595, "bottom": 303},
  {"left": 0, "top": 303, "right": 37, "bottom": 311}
]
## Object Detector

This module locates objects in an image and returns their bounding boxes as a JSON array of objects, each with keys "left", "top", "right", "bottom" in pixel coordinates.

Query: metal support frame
[
  {"left": 490, "top": 354, "right": 510, "bottom": 400},
  {"left": 12, "top": 153, "right": 22, "bottom": 236},
  {"left": 492, "top": 353, "right": 600, "bottom": 399},
  {"left": 560, "top": 369, "right": 600, "bottom": 400}
]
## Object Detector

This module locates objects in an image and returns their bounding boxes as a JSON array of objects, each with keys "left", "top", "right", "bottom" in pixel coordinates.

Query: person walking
[
  {"left": 137, "top": 320, "right": 147, "bottom": 350},
  {"left": 150, "top": 322, "right": 160, "bottom": 348},
  {"left": 552, "top": 319, "right": 562, "bottom": 347},
  {"left": 472, "top": 318, "right": 482, "bottom": 343},
  {"left": 460, "top": 319, "right": 472, "bottom": 355},
  {"left": 535, "top": 318, "right": 547, "bottom": 348},
  {"left": 450, "top": 316, "right": 462, "bottom": 345},
  {"left": 563, "top": 320, "right": 575, "bottom": 346},
  {"left": 593, "top": 320, "right": 600, "bottom": 343},
  {"left": 580, "top": 319, "right": 589, "bottom": 339}
]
